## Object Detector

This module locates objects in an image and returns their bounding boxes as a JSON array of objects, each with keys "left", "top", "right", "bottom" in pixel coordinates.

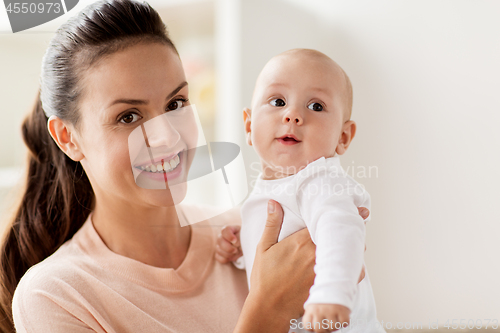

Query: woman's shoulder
[
  {"left": 12, "top": 239, "right": 95, "bottom": 327},
  {"left": 13, "top": 239, "right": 89, "bottom": 298},
  {"left": 12, "top": 238, "right": 107, "bottom": 332}
]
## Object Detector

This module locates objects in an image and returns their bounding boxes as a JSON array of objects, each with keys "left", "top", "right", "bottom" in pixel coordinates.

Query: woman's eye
[
  {"left": 120, "top": 113, "right": 141, "bottom": 124},
  {"left": 270, "top": 98, "right": 286, "bottom": 107},
  {"left": 166, "top": 98, "right": 187, "bottom": 111},
  {"left": 308, "top": 102, "right": 323, "bottom": 112}
]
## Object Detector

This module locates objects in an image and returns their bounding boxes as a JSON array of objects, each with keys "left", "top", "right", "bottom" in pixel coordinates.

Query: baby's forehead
[
  {"left": 278, "top": 48, "right": 334, "bottom": 64},
  {"left": 263, "top": 50, "right": 345, "bottom": 84},
  {"left": 253, "top": 49, "right": 353, "bottom": 119}
]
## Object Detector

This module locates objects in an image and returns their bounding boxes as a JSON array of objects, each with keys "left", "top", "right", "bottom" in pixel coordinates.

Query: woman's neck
[{"left": 91, "top": 198, "right": 191, "bottom": 270}]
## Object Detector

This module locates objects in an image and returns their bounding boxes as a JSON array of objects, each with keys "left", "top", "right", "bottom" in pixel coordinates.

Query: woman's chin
[{"left": 138, "top": 183, "right": 188, "bottom": 208}]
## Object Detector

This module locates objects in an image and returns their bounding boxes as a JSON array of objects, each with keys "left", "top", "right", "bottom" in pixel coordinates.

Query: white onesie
[{"left": 238, "top": 156, "right": 385, "bottom": 333}]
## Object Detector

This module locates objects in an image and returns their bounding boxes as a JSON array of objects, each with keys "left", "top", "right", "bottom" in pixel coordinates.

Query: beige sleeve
[
  {"left": 12, "top": 288, "right": 99, "bottom": 333},
  {"left": 12, "top": 267, "right": 106, "bottom": 333}
]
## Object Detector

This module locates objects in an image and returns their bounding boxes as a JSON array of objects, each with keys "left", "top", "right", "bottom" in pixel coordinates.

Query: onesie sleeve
[
  {"left": 232, "top": 256, "right": 246, "bottom": 270},
  {"left": 297, "top": 172, "right": 368, "bottom": 311}
]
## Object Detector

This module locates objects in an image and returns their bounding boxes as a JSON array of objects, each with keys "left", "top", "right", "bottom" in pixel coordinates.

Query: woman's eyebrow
[{"left": 106, "top": 81, "right": 188, "bottom": 108}]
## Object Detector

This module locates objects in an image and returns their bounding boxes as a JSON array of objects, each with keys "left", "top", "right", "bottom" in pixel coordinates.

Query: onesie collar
[{"left": 255, "top": 155, "right": 343, "bottom": 187}]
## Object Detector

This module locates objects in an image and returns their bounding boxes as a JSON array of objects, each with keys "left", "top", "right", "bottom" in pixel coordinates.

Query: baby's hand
[
  {"left": 303, "top": 304, "right": 350, "bottom": 333},
  {"left": 215, "top": 225, "right": 243, "bottom": 264}
]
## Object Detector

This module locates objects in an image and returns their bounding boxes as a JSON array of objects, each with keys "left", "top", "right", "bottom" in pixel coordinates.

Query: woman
[{"left": 0, "top": 1, "right": 368, "bottom": 332}]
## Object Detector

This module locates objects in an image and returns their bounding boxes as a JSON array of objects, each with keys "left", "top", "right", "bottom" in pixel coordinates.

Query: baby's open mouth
[
  {"left": 136, "top": 153, "right": 181, "bottom": 173},
  {"left": 277, "top": 134, "right": 301, "bottom": 143}
]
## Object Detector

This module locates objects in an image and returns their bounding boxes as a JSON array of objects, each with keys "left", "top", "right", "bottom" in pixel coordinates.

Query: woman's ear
[
  {"left": 243, "top": 108, "right": 252, "bottom": 146},
  {"left": 336, "top": 120, "right": 356, "bottom": 155},
  {"left": 47, "top": 115, "right": 85, "bottom": 161}
]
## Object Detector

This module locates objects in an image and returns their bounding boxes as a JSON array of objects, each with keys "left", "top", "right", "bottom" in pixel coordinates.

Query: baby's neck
[
  {"left": 260, "top": 163, "right": 306, "bottom": 180},
  {"left": 261, "top": 168, "right": 293, "bottom": 180},
  {"left": 260, "top": 154, "right": 337, "bottom": 180}
]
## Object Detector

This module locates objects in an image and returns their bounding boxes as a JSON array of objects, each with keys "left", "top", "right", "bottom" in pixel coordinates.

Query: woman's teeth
[{"left": 138, "top": 154, "right": 180, "bottom": 173}]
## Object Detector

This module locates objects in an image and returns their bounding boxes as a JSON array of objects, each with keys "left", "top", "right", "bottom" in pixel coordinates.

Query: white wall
[
  {"left": 0, "top": 33, "right": 53, "bottom": 219},
  {"left": 236, "top": 0, "right": 500, "bottom": 325}
]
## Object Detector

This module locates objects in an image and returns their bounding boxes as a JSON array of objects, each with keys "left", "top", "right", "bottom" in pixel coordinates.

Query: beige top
[{"left": 12, "top": 207, "right": 248, "bottom": 333}]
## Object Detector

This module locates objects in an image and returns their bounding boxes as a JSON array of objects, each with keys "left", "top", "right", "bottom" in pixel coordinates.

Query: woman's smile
[{"left": 134, "top": 150, "right": 184, "bottom": 182}]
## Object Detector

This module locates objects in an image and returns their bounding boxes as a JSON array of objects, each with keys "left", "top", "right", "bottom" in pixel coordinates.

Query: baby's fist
[
  {"left": 215, "top": 225, "right": 243, "bottom": 264},
  {"left": 303, "top": 304, "right": 350, "bottom": 333}
]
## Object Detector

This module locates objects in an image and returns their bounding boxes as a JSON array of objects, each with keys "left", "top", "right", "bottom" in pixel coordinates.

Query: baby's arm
[
  {"left": 215, "top": 225, "right": 243, "bottom": 264},
  {"left": 211, "top": 206, "right": 245, "bottom": 267},
  {"left": 299, "top": 178, "right": 368, "bottom": 331}
]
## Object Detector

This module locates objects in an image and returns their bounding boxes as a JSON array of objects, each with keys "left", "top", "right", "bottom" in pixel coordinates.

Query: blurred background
[{"left": 1, "top": 0, "right": 500, "bottom": 330}]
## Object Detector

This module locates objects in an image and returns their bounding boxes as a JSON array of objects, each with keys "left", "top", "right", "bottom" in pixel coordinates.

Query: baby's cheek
[
  {"left": 311, "top": 136, "right": 337, "bottom": 158},
  {"left": 250, "top": 129, "right": 267, "bottom": 152},
  {"left": 251, "top": 139, "right": 266, "bottom": 162}
]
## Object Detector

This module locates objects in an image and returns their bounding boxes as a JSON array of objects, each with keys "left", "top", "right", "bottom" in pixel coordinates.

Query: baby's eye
[
  {"left": 166, "top": 98, "right": 188, "bottom": 111},
  {"left": 120, "top": 112, "right": 142, "bottom": 124},
  {"left": 270, "top": 98, "right": 286, "bottom": 107},
  {"left": 307, "top": 102, "right": 323, "bottom": 112}
]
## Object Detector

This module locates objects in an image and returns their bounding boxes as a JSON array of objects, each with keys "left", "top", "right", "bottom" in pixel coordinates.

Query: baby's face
[{"left": 246, "top": 51, "right": 352, "bottom": 179}]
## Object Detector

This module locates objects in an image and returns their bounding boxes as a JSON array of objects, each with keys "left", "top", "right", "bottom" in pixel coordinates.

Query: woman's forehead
[{"left": 80, "top": 43, "right": 185, "bottom": 107}]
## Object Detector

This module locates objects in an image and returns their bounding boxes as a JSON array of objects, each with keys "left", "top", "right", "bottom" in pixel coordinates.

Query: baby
[{"left": 217, "top": 49, "right": 384, "bottom": 333}]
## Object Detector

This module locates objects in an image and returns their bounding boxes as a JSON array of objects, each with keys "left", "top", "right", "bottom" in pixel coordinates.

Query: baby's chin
[{"left": 261, "top": 160, "right": 312, "bottom": 180}]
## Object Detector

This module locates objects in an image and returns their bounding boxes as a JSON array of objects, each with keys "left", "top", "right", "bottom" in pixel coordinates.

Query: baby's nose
[
  {"left": 285, "top": 116, "right": 301, "bottom": 123},
  {"left": 283, "top": 109, "right": 303, "bottom": 125}
]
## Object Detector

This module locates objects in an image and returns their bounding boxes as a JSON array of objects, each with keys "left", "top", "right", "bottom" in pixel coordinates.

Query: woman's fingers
[{"left": 256, "top": 200, "right": 284, "bottom": 252}]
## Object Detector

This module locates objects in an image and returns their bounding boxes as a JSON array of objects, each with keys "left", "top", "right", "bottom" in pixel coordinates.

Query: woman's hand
[
  {"left": 251, "top": 200, "right": 316, "bottom": 319},
  {"left": 234, "top": 199, "right": 315, "bottom": 333},
  {"left": 234, "top": 201, "right": 370, "bottom": 333}
]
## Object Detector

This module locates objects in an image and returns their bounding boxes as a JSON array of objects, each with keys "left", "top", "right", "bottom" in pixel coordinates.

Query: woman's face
[{"left": 74, "top": 42, "right": 197, "bottom": 208}]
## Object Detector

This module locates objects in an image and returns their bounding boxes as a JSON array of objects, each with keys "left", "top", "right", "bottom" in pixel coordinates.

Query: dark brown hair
[{"left": 0, "top": 1, "right": 177, "bottom": 331}]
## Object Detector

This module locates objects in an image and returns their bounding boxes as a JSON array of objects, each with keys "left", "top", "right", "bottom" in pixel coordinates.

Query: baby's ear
[
  {"left": 242, "top": 108, "right": 252, "bottom": 146},
  {"left": 336, "top": 120, "right": 356, "bottom": 155}
]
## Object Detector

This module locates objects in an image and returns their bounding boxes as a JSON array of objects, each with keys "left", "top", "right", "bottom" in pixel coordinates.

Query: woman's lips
[{"left": 134, "top": 151, "right": 181, "bottom": 168}]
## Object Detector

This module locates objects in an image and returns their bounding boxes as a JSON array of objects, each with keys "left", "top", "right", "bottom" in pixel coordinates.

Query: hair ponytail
[
  {"left": 0, "top": 0, "right": 177, "bottom": 330},
  {"left": 0, "top": 91, "right": 94, "bottom": 332}
]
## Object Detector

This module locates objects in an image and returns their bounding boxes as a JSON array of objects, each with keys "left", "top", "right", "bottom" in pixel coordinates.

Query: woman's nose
[
  {"left": 282, "top": 107, "right": 303, "bottom": 125},
  {"left": 143, "top": 114, "right": 181, "bottom": 148}
]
